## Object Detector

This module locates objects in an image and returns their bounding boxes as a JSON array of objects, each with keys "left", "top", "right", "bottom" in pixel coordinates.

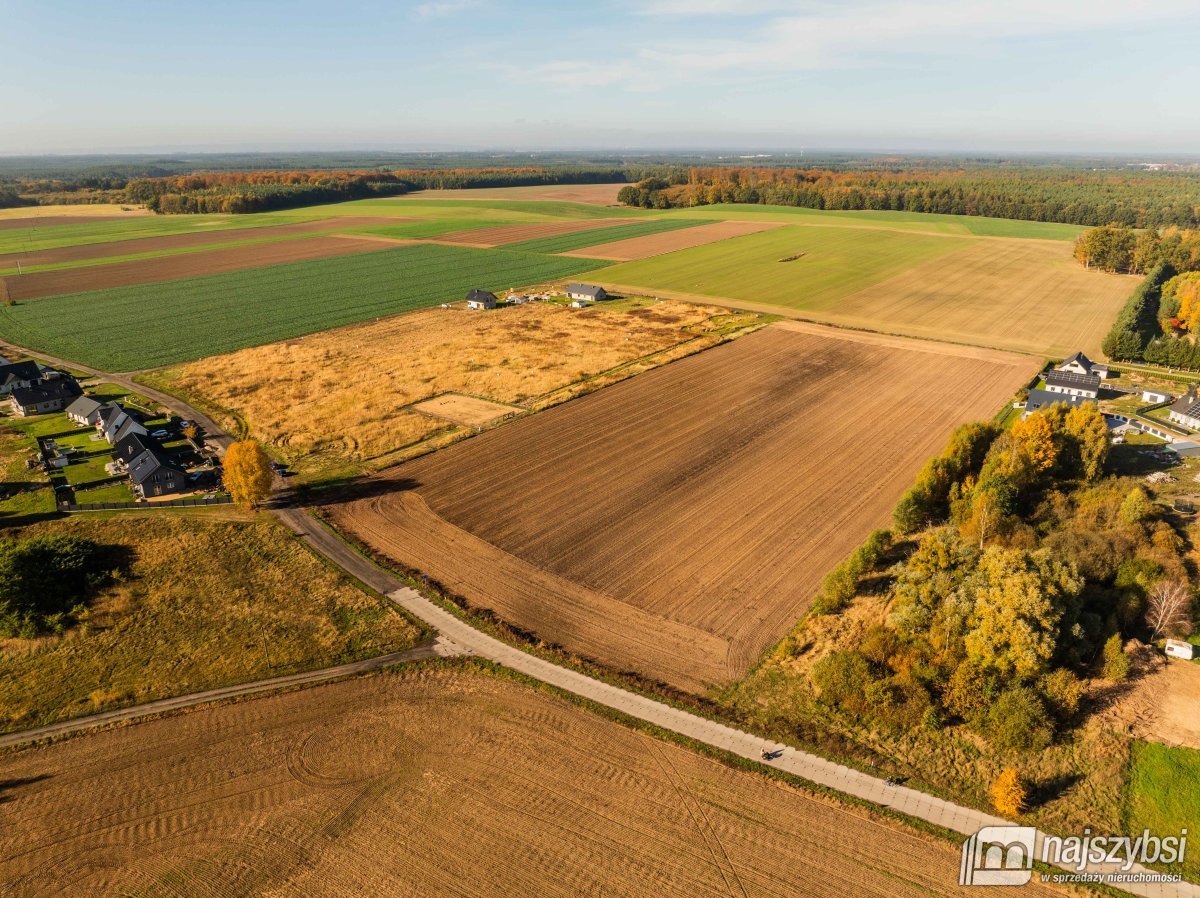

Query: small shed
[
  {"left": 1167, "top": 440, "right": 1200, "bottom": 458},
  {"left": 465, "top": 289, "right": 498, "bottom": 310},
  {"left": 1165, "top": 639, "right": 1196, "bottom": 660},
  {"left": 1143, "top": 389, "right": 1173, "bottom": 404}
]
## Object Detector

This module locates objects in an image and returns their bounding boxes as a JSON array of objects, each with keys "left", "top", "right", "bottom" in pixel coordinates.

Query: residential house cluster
[
  {"left": 461, "top": 283, "right": 611, "bottom": 311},
  {"left": 66, "top": 395, "right": 189, "bottom": 499}
]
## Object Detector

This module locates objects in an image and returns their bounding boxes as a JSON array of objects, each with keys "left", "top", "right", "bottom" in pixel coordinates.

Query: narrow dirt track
[{"left": 432, "top": 217, "right": 639, "bottom": 247}]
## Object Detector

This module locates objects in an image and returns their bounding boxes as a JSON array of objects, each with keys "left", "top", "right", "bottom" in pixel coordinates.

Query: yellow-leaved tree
[
  {"left": 990, "top": 768, "right": 1027, "bottom": 817},
  {"left": 223, "top": 440, "right": 274, "bottom": 508}
]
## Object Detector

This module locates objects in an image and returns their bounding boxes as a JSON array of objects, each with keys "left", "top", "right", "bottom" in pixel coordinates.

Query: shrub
[
  {"left": 943, "top": 660, "right": 1000, "bottom": 720},
  {"left": 990, "top": 768, "right": 1027, "bottom": 817},
  {"left": 985, "top": 686, "right": 1053, "bottom": 752},
  {"left": 1102, "top": 633, "right": 1130, "bottom": 681},
  {"left": 811, "top": 651, "right": 873, "bottom": 714},
  {"left": 0, "top": 535, "right": 113, "bottom": 637},
  {"left": 1038, "top": 668, "right": 1085, "bottom": 721}
]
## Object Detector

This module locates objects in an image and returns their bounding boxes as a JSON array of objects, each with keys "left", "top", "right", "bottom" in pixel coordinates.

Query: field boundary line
[{"left": 0, "top": 638, "right": 464, "bottom": 751}]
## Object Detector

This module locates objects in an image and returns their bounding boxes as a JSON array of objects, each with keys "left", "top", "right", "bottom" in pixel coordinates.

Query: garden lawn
[
  {"left": 1124, "top": 741, "right": 1200, "bottom": 880},
  {"left": 0, "top": 245, "right": 606, "bottom": 370}
]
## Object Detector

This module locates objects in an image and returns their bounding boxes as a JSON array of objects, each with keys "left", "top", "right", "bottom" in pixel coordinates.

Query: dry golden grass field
[
  {"left": 0, "top": 515, "right": 419, "bottom": 734},
  {"left": 330, "top": 322, "right": 1035, "bottom": 691},
  {"left": 0, "top": 204, "right": 150, "bottom": 223},
  {"left": 156, "top": 300, "right": 745, "bottom": 476},
  {"left": 0, "top": 665, "right": 1064, "bottom": 898}
]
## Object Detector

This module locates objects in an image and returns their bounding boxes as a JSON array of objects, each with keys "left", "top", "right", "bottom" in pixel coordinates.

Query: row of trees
[
  {"left": 808, "top": 405, "right": 1192, "bottom": 755},
  {"left": 1100, "top": 262, "right": 1176, "bottom": 361},
  {"left": 1073, "top": 224, "right": 1200, "bottom": 274},
  {"left": 124, "top": 167, "right": 630, "bottom": 215},
  {"left": 618, "top": 168, "right": 1200, "bottom": 228}
]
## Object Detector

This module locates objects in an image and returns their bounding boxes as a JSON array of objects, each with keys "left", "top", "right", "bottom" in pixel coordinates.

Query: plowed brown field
[
  {"left": 0, "top": 666, "right": 1060, "bottom": 898},
  {"left": 433, "top": 217, "right": 638, "bottom": 247},
  {"left": 1, "top": 236, "right": 392, "bottom": 300},
  {"left": 563, "top": 220, "right": 785, "bottom": 261},
  {"left": 0, "top": 216, "right": 402, "bottom": 267},
  {"left": 331, "top": 322, "right": 1035, "bottom": 691}
]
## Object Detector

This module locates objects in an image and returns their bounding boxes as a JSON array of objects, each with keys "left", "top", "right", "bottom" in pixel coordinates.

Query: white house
[
  {"left": 66, "top": 395, "right": 107, "bottom": 426},
  {"left": 1059, "top": 351, "right": 1109, "bottom": 379},
  {"left": 1142, "top": 389, "right": 1173, "bottom": 404},
  {"left": 565, "top": 283, "right": 608, "bottom": 302},
  {"left": 1044, "top": 369, "right": 1100, "bottom": 399},
  {"left": 1168, "top": 388, "right": 1200, "bottom": 430}
]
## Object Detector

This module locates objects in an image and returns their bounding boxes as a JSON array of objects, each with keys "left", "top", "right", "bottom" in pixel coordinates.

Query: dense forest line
[
  {"left": 618, "top": 168, "right": 1200, "bottom": 228},
  {"left": 0, "top": 167, "right": 633, "bottom": 214}
]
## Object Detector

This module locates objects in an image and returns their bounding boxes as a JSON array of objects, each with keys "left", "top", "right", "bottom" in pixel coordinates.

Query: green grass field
[
  {"left": 1124, "top": 741, "right": 1200, "bottom": 879},
  {"left": 504, "top": 218, "right": 710, "bottom": 254},
  {"left": 0, "top": 244, "right": 605, "bottom": 370},
  {"left": 598, "top": 224, "right": 966, "bottom": 311}
]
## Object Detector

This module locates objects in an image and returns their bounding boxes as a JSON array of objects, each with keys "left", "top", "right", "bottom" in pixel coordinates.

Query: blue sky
[{"left": 4, "top": 0, "right": 1199, "bottom": 155}]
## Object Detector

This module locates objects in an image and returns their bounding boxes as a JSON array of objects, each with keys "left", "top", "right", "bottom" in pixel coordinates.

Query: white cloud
[{"left": 523, "top": 0, "right": 1199, "bottom": 89}]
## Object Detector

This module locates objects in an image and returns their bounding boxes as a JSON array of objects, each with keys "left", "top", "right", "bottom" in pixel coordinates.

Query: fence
[{"left": 62, "top": 495, "right": 233, "bottom": 512}]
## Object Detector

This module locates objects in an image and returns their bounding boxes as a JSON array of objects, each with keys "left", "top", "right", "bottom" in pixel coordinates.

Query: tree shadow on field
[
  {"left": 1027, "top": 773, "right": 1083, "bottom": 810},
  {"left": 286, "top": 475, "right": 422, "bottom": 511},
  {"left": 0, "top": 774, "right": 52, "bottom": 805}
]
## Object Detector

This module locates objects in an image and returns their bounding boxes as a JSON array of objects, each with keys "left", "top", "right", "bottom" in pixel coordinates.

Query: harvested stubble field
[
  {"left": 330, "top": 322, "right": 1034, "bottom": 691},
  {"left": 0, "top": 665, "right": 1060, "bottom": 898},
  {"left": 0, "top": 215, "right": 400, "bottom": 268},
  {"left": 0, "top": 244, "right": 603, "bottom": 370},
  {"left": 563, "top": 220, "right": 785, "bottom": 261},
  {"left": 0, "top": 515, "right": 419, "bottom": 734},
  {"left": 594, "top": 224, "right": 1135, "bottom": 356},
  {"left": 155, "top": 300, "right": 736, "bottom": 475},
  {"left": 505, "top": 218, "right": 709, "bottom": 254},
  {"left": 0, "top": 234, "right": 397, "bottom": 301}
]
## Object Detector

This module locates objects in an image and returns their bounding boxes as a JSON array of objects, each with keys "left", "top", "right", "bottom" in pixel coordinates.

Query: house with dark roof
[
  {"left": 1168, "top": 388, "right": 1200, "bottom": 430},
  {"left": 1044, "top": 369, "right": 1100, "bottom": 399},
  {"left": 565, "top": 283, "right": 608, "bottom": 302},
  {"left": 465, "top": 289, "right": 497, "bottom": 310},
  {"left": 0, "top": 361, "right": 48, "bottom": 396},
  {"left": 66, "top": 395, "right": 107, "bottom": 426},
  {"left": 1058, "top": 351, "right": 1109, "bottom": 379},
  {"left": 98, "top": 406, "right": 147, "bottom": 444},
  {"left": 1023, "top": 388, "right": 1096, "bottom": 417},
  {"left": 127, "top": 449, "right": 188, "bottom": 498},
  {"left": 8, "top": 379, "right": 82, "bottom": 417},
  {"left": 114, "top": 431, "right": 162, "bottom": 466}
]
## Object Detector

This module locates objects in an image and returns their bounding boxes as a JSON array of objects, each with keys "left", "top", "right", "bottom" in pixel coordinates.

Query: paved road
[
  {"left": 5, "top": 341, "right": 1195, "bottom": 895},
  {"left": 0, "top": 637, "right": 465, "bottom": 751}
]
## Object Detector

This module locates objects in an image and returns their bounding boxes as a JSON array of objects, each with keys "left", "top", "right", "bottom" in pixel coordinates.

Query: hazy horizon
[{"left": 6, "top": 0, "right": 1200, "bottom": 155}]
